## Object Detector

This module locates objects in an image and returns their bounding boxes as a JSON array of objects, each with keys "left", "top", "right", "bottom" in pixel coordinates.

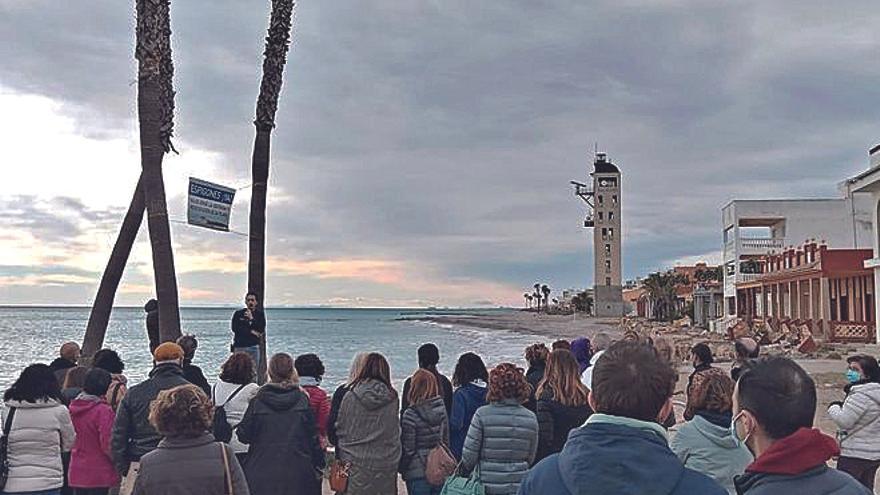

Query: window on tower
[
  {"left": 605, "top": 244, "right": 611, "bottom": 255},
  {"left": 608, "top": 211, "right": 614, "bottom": 221},
  {"left": 605, "top": 260, "right": 611, "bottom": 272},
  {"left": 608, "top": 228, "right": 614, "bottom": 239},
  {"left": 597, "top": 195, "right": 604, "bottom": 205},
  {"left": 598, "top": 211, "right": 604, "bottom": 221},
  {"left": 605, "top": 277, "right": 612, "bottom": 286},
  {"left": 602, "top": 228, "right": 608, "bottom": 239},
  {"left": 612, "top": 195, "right": 618, "bottom": 206}
]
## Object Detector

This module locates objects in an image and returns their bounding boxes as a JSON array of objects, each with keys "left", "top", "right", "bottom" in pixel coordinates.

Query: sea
[{"left": 0, "top": 307, "right": 541, "bottom": 393}]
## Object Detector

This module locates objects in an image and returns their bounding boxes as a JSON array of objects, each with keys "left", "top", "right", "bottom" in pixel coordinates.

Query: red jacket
[
  {"left": 301, "top": 381, "right": 331, "bottom": 444},
  {"left": 68, "top": 396, "right": 120, "bottom": 488}
]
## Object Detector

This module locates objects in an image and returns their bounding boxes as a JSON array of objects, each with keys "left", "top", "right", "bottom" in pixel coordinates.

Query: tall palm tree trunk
[
  {"left": 136, "top": 0, "right": 181, "bottom": 343},
  {"left": 82, "top": 177, "right": 145, "bottom": 358},
  {"left": 248, "top": 0, "right": 295, "bottom": 383}
]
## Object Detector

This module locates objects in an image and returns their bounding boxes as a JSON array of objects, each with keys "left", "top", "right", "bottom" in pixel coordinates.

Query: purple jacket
[{"left": 69, "top": 395, "right": 120, "bottom": 488}]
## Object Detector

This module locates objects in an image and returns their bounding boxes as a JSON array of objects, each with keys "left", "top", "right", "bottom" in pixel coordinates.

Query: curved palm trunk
[
  {"left": 248, "top": 0, "right": 295, "bottom": 384},
  {"left": 137, "top": 0, "right": 181, "bottom": 343},
  {"left": 82, "top": 177, "right": 145, "bottom": 358}
]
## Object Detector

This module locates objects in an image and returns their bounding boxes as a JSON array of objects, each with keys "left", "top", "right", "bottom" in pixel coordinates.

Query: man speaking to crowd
[{"left": 231, "top": 292, "right": 265, "bottom": 369}]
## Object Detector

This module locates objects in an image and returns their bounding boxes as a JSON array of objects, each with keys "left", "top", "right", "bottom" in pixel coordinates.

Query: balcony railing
[
  {"left": 737, "top": 273, "right": 763, "bottom": 283},
  {"left": 739, "top": 237, "right": 785, "bottom": 252}
]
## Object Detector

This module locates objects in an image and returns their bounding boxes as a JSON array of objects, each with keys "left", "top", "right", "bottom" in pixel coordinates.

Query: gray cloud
[{"left": 2, "top": 0, "right": 880, "bottom": 304}]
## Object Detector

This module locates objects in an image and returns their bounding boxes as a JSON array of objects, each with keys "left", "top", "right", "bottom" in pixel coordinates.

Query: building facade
[
  {"left": 721, "top": 196, "right": 873, "bottom": 321},
  {"left": 735, "top": 242, "right": 875, "bottom": 343},
  {"left": 844, "top": 144, "right": 880, "bottom": 343}
]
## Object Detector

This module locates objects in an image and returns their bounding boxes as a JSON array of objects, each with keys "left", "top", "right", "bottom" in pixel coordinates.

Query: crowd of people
[{"left": 3, "top": 307, "right": 880, "bottom": 495}]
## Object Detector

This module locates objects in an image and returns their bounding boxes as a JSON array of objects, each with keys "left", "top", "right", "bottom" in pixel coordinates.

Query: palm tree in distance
[
  {"left": 248, "top": 0, "right": 295, "bottom": 383},
  {"left": 523, "top": 293, "right": 531, "bottom": 309},
  {"left": 135, "top": 0, "right": 181, "bottom": 343},
  {"left": 541, "top": 284, "right": 551, "bottom": 312},
  {"left": 533, "top": 283, "right": 542, "bottom": 311}
]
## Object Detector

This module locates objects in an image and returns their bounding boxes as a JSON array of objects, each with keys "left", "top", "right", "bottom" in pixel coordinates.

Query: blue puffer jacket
[
  {"left": 461, "top": 400, "right": 538, "bottom": 495},
  {"left": 518, "top": 415, "right": 726, "bottom": 495},
  {"left": 450, "top": 382, "right": 487, "bottom": 459}
]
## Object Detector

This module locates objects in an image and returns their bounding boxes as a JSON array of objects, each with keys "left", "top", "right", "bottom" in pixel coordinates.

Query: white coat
[
  {"left": 2, "top": 399, "right": 76, "bottom": 493},
  {"left": 212, "top": 381, "right": 260, "bottom": 454},
  {"left": 828, "top": 382, "right": 880, "bottom": 460}
]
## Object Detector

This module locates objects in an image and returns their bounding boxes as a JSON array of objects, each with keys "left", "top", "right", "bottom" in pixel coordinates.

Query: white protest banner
[{"left": 187, "top": 177, "right": 236, "bottom": 232}]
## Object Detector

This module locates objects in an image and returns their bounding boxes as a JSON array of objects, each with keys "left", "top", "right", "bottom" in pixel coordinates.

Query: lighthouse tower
[
  {"left": 591, "top": 153, "right": 624, "bottom": 316},
  {"left": 572, "top": 152, "right": 624, "bottom": 317}
]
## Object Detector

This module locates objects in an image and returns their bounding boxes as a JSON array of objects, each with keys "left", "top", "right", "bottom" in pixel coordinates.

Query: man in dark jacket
[
  {"left": 731, "top": 357, "right": 870, "bottom": 495},
  {"left": 49, "top": 341, "right": 80, "bottom": 386},
  {"left": 400, "top": 343, "right": 454, "bottom": 415},
  {"left": 144, "top": 299, "right": 160, "bottom": 353},
  {"left": 518, "top": 341, "right": 726, "bottom": 495},
  {"left": 175, "top": 334, "right": 211, "bottom": 397},
  {"left": 111, "top": 342, "right": 191, "bottom": 495},
  {"left": 231, "top": 292, "right": 266, "bottom": 369}
]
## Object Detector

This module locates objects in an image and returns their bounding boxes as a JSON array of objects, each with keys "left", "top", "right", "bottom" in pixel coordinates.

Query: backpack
[
  {"left": 212, "top": 384, "right": 247, "bottom": 443},
  {"left": 425, "top": 442, "right": 457, "bottom": 486}
]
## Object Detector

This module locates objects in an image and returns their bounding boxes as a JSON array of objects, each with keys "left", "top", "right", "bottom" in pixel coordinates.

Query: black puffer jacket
[
  {"left": 400, "top": 396, "right": 449, "bottom": 481},
  {"left": 236, "top": 384, "right": 324, "bottom": 495},
  {"left": 111, "top": 364, "right": 190, "bottom": 474},
  {"left": 535, "top": 390, "right": 592, "bottom": 461}
]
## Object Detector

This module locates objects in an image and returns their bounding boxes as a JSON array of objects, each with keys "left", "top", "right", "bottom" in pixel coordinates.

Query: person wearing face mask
[
  {"left": 827, "top": 355, "right": 880, "bottom": 491},
  {"left": 731, "top": 356, "right": 870, "bottom": 495},
  {"left": 110, "top": 343, "right": 191, "bottom": 495},
  {"left": 518, "top": 342, "right": 726, "bottom": 495}
]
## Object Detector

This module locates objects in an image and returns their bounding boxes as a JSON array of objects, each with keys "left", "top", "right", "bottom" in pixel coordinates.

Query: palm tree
[
  {"left": 135, "top": 0, "right": 181, "bottom": 343},
  {"left": 643, "top": 271, "right": 688, "bottom": 322},
  {"left": 533, "top": 283, "right": 542, "bottom": 311},
  {"left": 248, "top": 0, "right": 295, "bottom": 383},
  {"left": 523, "top": 293, "right": 530, "bottom": 309},
  {"left": 541, "top": 284, "right": 551, "bottom": 312},
  {"left": 525, "top": 294, "right": 533, "bottom": 309},
  {"left": 82, "top": 177, "right": 145, "bottom": 358}
]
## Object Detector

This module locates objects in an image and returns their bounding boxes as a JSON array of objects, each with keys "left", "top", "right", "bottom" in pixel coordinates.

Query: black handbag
[{"left": 0, "top": 407, "right": 17, "bottom": 490}]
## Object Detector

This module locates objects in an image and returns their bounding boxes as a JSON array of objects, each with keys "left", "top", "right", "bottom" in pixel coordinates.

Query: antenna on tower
[{"left": 594, "top": 142, "right": 599, "bottom": 158}]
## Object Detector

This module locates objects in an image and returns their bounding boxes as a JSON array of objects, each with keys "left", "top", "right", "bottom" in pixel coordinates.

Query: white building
[
  {"left": 721, "top": 195, "right": 873, "bottom": 320},
  {"left": 844, "top": 144, "right": 880, "bottom": 343}
]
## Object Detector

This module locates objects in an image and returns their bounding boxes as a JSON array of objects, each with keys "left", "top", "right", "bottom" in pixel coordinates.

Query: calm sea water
[{"left": 0, "top": 307, "right": 540, "bottom": 393}]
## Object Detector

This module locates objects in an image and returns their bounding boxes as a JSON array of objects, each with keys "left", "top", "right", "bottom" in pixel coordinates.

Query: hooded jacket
[
  {"left": 461, "top": 399, "right": 539, "bottom": 495},
  {"left": 669, "top": 411, "right": 752, "bottom": 494},
  {"left": 336, "top": 379, "right": 401, "bottom": 495},
  {"left": 536, "top": 390, "right": 592, "bottom": 461},
  {"left": 733, "top": 428, "right": 871, "bottom": 495},
  {"left": 111, "top": 363, "right": 190, "bottom": 473},
  {"left": 2, "top": 398, "right": 76, "bottom": 493},
  {"left": 827, "top": 381, "right": 880, "bottom": 460},
  {"left": 450, "top": 381, "right": 487, "bottom": 459},
  {"left": 236, "top": 383, "right": 324, "bottom": 495},
  {"left": 69, "top": 395, "right": 119, "bottom": 488},
  {"left": 132, "top": 434, "right": 249, "bottom": 495},
  {"left": 518, "top": 414, "right": 726, "bottom": 495},
  {"left": 400, "top": 396, "right": 449, "bottom": 481},
  {"left": 524, "top": 364, "right": 545, "bottom": 412}
]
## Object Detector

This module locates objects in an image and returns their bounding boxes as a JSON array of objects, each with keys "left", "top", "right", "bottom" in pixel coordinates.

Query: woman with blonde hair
[
  {"left": 400, "top": 369, "right": 449, "bottom": 495},
  {"left": 670, "top": 369, "right": 751, "bottom": 494},
  {"left": 535, "top": 350, "right": 592, "bottom": 461},
  {"left": 335, "top": 353, "right": 401, "bottom": 495},
  {"left": 237, "top": 353, "right": 324, "bottom": 495},
  {"left": 461, "top": 363, "right": 538, "bottom": 495},
  {"left": 328, "top": 352, "right": 368, "bottom": 450},
  {"left": 131, "top": 384, "right": 249, "bottom": 495}
]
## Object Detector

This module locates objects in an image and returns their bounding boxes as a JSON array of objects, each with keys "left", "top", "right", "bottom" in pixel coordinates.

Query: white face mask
[{"left": 730, "top": 411, "right": 752, "bottom": 450}]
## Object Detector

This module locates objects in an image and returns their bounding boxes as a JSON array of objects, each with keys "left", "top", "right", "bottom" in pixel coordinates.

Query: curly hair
[
  {"left": 148, "top": 384, "right": 213, "bottom": 438},
  {"left": 452, "top": 353, "right": 488, "bottom": 387},
  {"left": 93, "top": 349, "right": 125, "bottom": 374},
  {"left": 486, "top": 363, "right": 531, "bottom": 404},
  {"left": 685, "top": 368, "right": 733, "bottom": 419},
  {"left": 524, "top": 343, "right": 549, "bottom": 367},
  {"left": 294, "top": 353, "right": 326, "bottom": 380},
  {"left": 219, "top": 352, "right": 256, "bottom": 385}
]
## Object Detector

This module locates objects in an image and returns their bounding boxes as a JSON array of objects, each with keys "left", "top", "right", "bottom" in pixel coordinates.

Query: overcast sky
[{"left": 1, "top": 0, "right": 878, "bottom": 307}]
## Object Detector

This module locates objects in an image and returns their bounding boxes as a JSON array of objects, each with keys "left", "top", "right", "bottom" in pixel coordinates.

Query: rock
[
  {"left": 826, "top": 352, "right": 843, "bottom": 360},
  {"left": 797, "top": 336, "right": 819, "bottom": 354}
]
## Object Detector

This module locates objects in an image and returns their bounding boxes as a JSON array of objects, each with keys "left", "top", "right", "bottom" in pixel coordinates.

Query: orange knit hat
[{"left": 153, "top": 342, "right": 184, "bottom": 362}]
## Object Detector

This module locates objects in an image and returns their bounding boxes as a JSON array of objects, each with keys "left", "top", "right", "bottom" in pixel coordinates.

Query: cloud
[{"left": 1, "top": 0, "right": 879, "bottom": 306}]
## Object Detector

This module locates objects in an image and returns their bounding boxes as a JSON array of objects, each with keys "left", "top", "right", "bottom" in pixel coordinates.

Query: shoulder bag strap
[
  {"left": 220, "top": 443, "right": 233, "bottom": 495},
  {"left": 223, "top": 384, "right": 248, "bottom": 407},
  {"left": 3, "top": 407, "right": 15, "bottom": 436}
]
